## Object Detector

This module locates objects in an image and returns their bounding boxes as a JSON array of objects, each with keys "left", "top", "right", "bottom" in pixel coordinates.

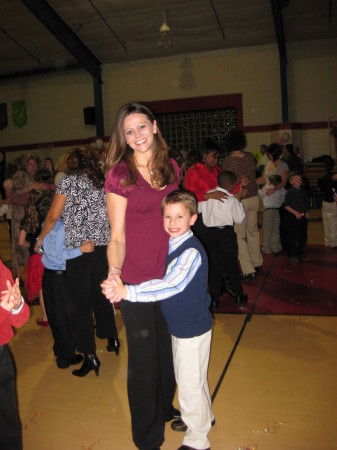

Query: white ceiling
[{"left": 0, "top": 0, "right": 336, "bottom": 80}]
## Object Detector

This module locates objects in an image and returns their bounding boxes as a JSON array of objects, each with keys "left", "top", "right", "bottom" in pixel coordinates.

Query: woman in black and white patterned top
[{"left": 37, "top": 147, "right": 119, "bottom": 377}]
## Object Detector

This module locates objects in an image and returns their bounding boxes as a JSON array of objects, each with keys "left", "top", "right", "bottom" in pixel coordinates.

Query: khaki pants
[
  {"left": 322, "top": 201, "right": 337, "bottom": 247},
  {"left": 262, "top": 208, "right": 282, "bottom": 253},
  {"left": 235, "top": 195, "right": 263, "bottom": 274},
  {"left": 172, "top": 330, "right": 214, "bottom": 450}
]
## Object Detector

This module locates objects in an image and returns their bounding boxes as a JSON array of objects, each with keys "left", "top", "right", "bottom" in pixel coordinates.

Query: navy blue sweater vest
[{"left": 160, "top": 235, "right": 213, "bottom": 338}]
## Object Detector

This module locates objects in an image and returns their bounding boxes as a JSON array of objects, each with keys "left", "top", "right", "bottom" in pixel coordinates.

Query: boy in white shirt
[{"left": 198, "top": 171, "right": 248, "bottom": 310}]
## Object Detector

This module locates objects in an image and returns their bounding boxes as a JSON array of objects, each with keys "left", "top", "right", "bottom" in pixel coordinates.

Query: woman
[
  {"left": 10, "top": 153, "right": 49, "bottom": 279},
  {"left": 256, "top": 143, "right": 289, "bottom": 252},
  {"left": 184, "top": 139, "right": 227, "bottom": 308},
  {"left": 222, "top": 129, "right": 263, "bottom": 280},
  {"left": 184, "top": 140, "right": 222, "bottom": 201},
  {"left": 184, "top": 139, "right": 226, "bottom": 238},
  {"left": 103, "top": 103, "right": 180, "bottom": 450},
  {"left": 19, "top": 168, "right": 55, "bottom": 326},
  {"left": 256, "top": 143, "right": 289, "bottom": 189},
  {"left": 37, "top": 147, "right": 119, "bottom": 377}
]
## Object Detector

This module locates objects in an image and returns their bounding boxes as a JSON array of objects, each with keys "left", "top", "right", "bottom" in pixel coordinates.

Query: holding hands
[
  {"left": 101, "top": 274, "right": 127, "bottom": 304},
  {"left": 1, "top": 278, "right": 23, "bottom": 311}
]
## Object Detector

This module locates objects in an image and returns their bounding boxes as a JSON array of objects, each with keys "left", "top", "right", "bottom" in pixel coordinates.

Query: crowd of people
[{"left": 1, "top": 106, "right": 336, "bottom": 450}]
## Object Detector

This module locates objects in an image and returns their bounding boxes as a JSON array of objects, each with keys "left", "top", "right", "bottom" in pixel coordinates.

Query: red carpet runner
[{"left": 215, "top": 245, "right": 337, "bottom": 315}]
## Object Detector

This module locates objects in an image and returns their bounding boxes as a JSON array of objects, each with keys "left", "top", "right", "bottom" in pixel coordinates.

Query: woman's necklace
[{"left": 135, "top": 159, "right": 154, "bottom": 186}]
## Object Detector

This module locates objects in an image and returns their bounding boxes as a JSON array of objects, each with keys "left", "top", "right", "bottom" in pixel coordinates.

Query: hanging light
[{"left": 158, "top": 11, "right": 172, "bottom": 49}]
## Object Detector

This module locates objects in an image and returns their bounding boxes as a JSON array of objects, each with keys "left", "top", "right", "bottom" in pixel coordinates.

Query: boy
[
  {"left": 0, "top": 259, "right": 30, "bottom": 450},
  {"left": 198, "top": 170, "right": 248, "bottom": 310},
  {"left": 102, "top": 190, "right": 214, "bottom": 450},
  {"left": 41, "top": 218, "right": 94, "bottom": 369},
  {"left": 258, "top": 174, "right": 286, "bottom": 254},
  {"left": 283, "top": 171, "right": 310, "bottom": 262}
]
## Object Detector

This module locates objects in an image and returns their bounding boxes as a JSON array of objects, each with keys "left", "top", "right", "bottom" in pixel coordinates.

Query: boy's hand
[
  {"left": 294, "top": 211, "right": 303, "bottom": 220},
  {"left": 101, "top": 275, "right": 127, "bottom": 303},
  {"left": 80, "top": 240, "right": 95, "bottom": 253}
]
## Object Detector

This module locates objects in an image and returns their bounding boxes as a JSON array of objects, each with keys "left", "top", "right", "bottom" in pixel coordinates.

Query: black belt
[
  {"left": 209, "top": 225, "right": 234, "bottom": 229},
  {"left": 44, "top": 268, "right": 66, "bottom": 275},
  {"left": 265, "top": 207, "right": 279, "bottom": 210}
]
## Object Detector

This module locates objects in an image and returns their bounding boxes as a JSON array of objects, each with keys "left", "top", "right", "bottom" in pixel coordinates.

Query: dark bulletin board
[
  {"left": 144, "top": 94, "right": 243, "bottom": 155},
  {"left": 156, "top": 108, "right": 237, "bottom": 154}
]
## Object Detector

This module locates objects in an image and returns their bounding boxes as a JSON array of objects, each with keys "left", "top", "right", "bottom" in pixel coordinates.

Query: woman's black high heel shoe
[
  {"left": 107, "top": 337, "right": 120, "bottom": 355},
  {"left": 72, "top": 353, "right": 100, "bottom": 377}
]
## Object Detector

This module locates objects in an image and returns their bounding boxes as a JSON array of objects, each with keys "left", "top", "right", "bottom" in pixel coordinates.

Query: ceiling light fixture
[{"left": 158, "top": 11, "right": 172, "bottom": 49}]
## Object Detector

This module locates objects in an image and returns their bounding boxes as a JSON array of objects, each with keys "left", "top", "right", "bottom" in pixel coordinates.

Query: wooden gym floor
[{"left": 1, "top": 213, "right": 336, "bottom": 450}]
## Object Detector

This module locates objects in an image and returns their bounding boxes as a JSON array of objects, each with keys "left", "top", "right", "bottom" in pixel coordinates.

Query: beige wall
[
  {"left": 103, "top": 44, "right": 282, "bottom": 132},
  {"left": 287, "top": 39, "right": 337, "bottom": 122},
  {"left": 1, "top": 39, "right": 336, "bottom": 165},
  {"left": 1, "top": 70, "right": 95, "bottom": 146}
]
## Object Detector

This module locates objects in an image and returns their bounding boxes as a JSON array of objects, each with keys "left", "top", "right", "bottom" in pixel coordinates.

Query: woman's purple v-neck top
[{"left": 105, "top": 159, "right": 180, "bottom": 284}]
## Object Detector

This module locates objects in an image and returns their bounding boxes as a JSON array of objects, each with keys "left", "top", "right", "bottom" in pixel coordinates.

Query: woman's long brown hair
[
  {"left": 65, "top": 146, "right": 105, "bottom": 189},
  {"left": 105, "top": 103, "right": 177, "bottom": 187}
]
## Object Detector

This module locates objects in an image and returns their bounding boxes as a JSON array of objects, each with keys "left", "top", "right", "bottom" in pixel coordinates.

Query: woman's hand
[
  {"left": 35, "top": 182, "right": 51, "bottom": 191},
  {"left": 205, "top": 190, "right": 228, "bottom": 202},
  {"left": 240, "top": 175, "right": 249, "bottom": 187},
  {"left": 19, "top": 241, "right": 30, "bottom": 248},
  {"left": 28, "top": 182, "right": 55, "bottom": 192},
  {"left": 266, "top": 187, "right": 276, "bottom": 197},
  {"left": 27, "top": 181, "right": 39, "bottom": 191},
  {"left": 234, "top": 187, "right": 247, "bottom": 201}
]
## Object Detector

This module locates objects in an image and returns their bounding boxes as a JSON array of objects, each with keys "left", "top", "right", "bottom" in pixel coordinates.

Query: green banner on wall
[{"left": 12, "top": 100, "right": 27, "bottom": 128}]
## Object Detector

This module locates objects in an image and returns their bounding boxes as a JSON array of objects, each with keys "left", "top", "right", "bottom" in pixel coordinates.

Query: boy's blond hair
[
  {"left": 288, "top": 171, "right": 301, "bottom": 181},
  {"left": 161, "top": 190, "right": 198, "bottom": 216}
]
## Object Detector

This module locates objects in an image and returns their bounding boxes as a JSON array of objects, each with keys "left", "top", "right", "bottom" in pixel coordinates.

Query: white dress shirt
[
  {"left": 258, "top": 185, "right": 286, "bottom": 208},
  {"left": 198, "top": 187, "right": 245, "bottom": 227}
]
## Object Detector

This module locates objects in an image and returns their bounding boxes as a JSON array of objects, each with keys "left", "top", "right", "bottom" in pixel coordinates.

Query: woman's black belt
[{"left": 44, "top": 268, "right": 66, "bottom": 275}]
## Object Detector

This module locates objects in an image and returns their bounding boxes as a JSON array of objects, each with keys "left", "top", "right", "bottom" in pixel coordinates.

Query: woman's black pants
[
  {"left": 66, "top": 245, "right": 117, "bottom": 354},
  {"left": 120, "top": 300, "right": 176, "bottom": 450}
]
